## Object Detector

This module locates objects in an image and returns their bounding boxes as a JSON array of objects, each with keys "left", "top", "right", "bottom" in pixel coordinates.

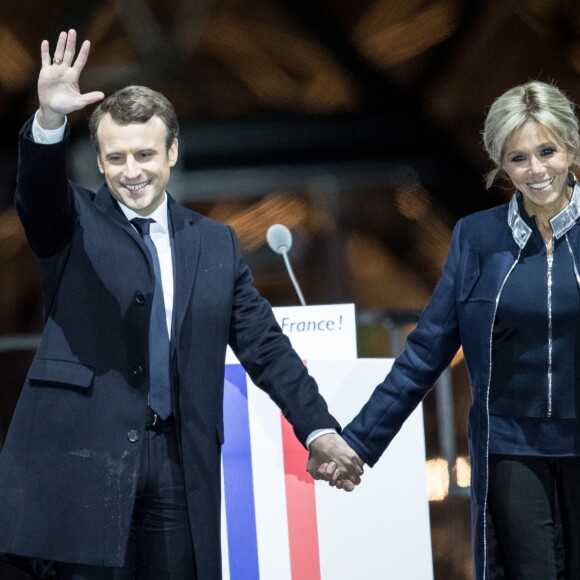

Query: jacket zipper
[
  {"left": 546, "top": 248, "right": 554, "bottom": 417},
  {"left": 482, "top": 249, "right": 522, "bottom": 580}
]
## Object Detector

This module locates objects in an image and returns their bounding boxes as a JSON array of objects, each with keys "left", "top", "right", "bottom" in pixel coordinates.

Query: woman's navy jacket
[{"left": 344, "top": 183, "right": 580, "bottom": 579}]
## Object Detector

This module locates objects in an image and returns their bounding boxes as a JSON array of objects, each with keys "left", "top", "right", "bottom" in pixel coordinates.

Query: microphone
[{"left": 266, "top": 224, "right": 306, "bottom": 306}]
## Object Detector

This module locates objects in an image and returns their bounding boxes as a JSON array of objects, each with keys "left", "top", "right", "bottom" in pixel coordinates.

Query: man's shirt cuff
[
  {"left": 306, "top": 428, "right": 337, "bottom": 449},
  {"left": 32, "top": 110, "right": 67, "bottom": 144}
]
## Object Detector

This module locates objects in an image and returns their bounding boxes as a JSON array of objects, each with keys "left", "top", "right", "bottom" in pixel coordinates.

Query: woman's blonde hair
[{"left": 482, "top": 81, "right": 580, "bottom": 188}]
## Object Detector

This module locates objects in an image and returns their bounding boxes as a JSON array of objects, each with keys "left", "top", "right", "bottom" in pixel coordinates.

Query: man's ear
[
  {"left": 96, "top": 155, "right": 104, "bottom": 175},
  {"left": 168, "top": 139, "right": 179, "bottom": 167}
]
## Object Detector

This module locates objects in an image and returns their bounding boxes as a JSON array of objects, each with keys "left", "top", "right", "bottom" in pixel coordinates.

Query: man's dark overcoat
[{"left": 0, "top": 118, "right": 340, "bottom": 578}]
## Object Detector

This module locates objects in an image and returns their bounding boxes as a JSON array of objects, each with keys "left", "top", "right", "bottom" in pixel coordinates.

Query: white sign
[
  {"left": 226, "top": 303, "right": 357, "bottom": 363},
  {"left": 221, "top": 358, "right": 433, "bottom": 580},
  {"left": 221, "top": 302, "right": 432, "bottom": 579}
]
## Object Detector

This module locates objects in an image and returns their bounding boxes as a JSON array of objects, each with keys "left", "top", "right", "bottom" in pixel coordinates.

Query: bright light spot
[
  {"left": 455, "top": 456, "right": 471, "bottom": 488},
  {"left": 426, "top": 458, "right": 449, "bottom": 501}
]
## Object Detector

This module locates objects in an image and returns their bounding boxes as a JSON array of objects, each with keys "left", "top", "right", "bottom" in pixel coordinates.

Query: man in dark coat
[{"left": 0, "top": 29, "right": 363, "bottom": 579}]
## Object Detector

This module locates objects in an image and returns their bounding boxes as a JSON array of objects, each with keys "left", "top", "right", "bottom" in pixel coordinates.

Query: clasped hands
[{"left": 307, "top": 433, "right": 365, "bottom": 492}]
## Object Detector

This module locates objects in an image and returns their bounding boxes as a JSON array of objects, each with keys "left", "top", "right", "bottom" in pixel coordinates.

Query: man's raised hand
[{"left": 38, "top": 29, "right": 104, "bottom": 129}]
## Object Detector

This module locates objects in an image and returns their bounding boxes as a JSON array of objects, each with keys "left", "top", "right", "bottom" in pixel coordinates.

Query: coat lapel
[
  {"left": 93, "top": 184, "right": 130, "bottom": 226},
  {"left": 168, "top": 195, "right": 201, "bottom": 342},
  {"left": 92, "top": 184, "right": 150, "bottom": 258},
  {"left": 93, "top": 186, "right": 202, "bottom": 340}
]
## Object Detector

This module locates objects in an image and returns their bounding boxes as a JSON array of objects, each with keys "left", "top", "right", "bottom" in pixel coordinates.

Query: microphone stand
[{"left": 280, "top": 248, "right": 306, "bottom": 306}]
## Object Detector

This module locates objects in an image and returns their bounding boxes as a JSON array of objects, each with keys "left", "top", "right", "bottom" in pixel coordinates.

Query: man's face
[{"left": 96, "top": 113, "right": 178, "bottom": 216}]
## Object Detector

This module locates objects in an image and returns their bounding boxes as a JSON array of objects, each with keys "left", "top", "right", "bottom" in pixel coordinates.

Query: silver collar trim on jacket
[{"left": 508, "top": 177, "right": 580, "bottom": 249}]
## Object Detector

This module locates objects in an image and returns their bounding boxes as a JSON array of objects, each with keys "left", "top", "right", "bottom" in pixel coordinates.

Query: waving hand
[{"left": 37, "top": 29, "right": 104, "bottom": 129}]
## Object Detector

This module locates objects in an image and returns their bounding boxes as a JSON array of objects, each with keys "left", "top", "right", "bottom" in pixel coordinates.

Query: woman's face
[{"left": 503, "top": 120, "right": 574, "bottom": 218}]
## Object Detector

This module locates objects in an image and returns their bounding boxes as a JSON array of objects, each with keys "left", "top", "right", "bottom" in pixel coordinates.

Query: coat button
[
  {"left": 134, "top": 291, "right": 146, "bottom": 305},
  {"left": 131, "top": 365, "right": 144, "bottom": 378},
  {"left": 127, "top": 430, "right": 139, "bottom": 443}
]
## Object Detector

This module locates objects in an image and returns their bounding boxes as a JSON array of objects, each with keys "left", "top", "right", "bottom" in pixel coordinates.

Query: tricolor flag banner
[
  {"left": 222, "top": 363, "right": 321, "bottom": 580},
  {"left": 221, "top": 357, "right": 433, "bottom": 580}
]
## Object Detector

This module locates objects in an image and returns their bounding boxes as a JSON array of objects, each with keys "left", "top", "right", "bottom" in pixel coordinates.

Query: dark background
[{"left": 2, "top": 1, "right": 580, "bottom": 578}]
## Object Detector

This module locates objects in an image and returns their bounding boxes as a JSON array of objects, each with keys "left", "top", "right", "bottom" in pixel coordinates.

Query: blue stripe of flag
[{"left": 223, "top": 364, "right": 260, "bottom": 579}]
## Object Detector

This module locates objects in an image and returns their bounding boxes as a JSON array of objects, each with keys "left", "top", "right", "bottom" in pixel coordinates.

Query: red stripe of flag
[{"left": 281, "top": 414, "right": 322, "bottom": 580}]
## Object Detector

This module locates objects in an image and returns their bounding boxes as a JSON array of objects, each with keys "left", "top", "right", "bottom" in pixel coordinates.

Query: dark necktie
[{"left": 131, "top": 218, "right": 172, "bottom": 419}]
